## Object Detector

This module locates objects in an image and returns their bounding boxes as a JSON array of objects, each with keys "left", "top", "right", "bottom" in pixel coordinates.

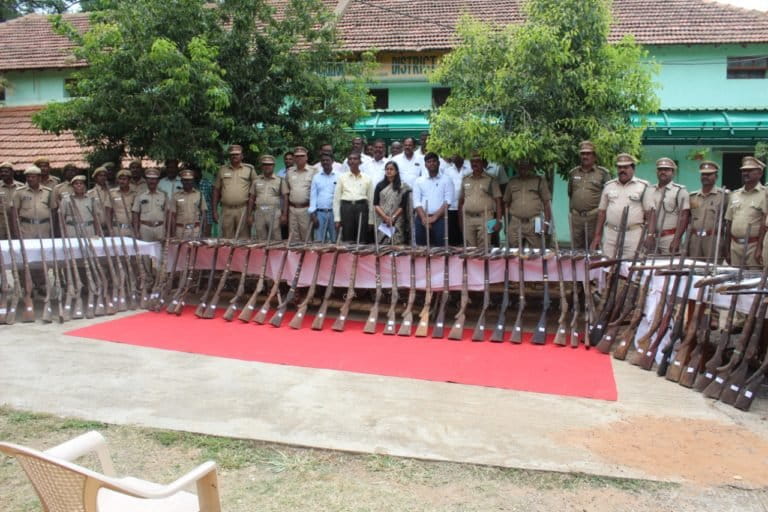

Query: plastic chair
[{"left": 0, "top": 430, "right": 221, "bottom": 512}]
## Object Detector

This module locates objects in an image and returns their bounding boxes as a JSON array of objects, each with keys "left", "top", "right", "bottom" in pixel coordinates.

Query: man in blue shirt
[
  {"left": 413, "top": 152, "right": 453, "bottom": 246},
  {"left": 308, "top": 152, "right": 338, "bottom": 242}
]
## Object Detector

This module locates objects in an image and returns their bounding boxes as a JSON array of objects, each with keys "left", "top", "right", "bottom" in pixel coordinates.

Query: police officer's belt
[
  {"left": 177, "top": 223, "right": 200, "bottom": 229},
  {"left": 141, "top": 221, "right": 164, "bottom": 227},
  {"left": 694, "top": 229, "right": 714, "bottom": 237},
  {"left": 731, "top": 235, "right": 760, "bottom": 244},
  {"left": 117, "top": 223, "right": 131, "bottom": 229},
  {"left": 659, "top": 228, "right": 677, "bottom": 237},
  {"left": 257, "top": 205, "right": 277, "bottom": 211},
  {"left": 605, "top": 222, "right": 643, "bottom": 232},
  {"left": 221, "top": 204, "right": 245, "bottom": 209},
  {"left": 341, "top": 199, "right": 368, "bottom": 205},
  {"left": 570, "top": 208, "right": 599, "bottom": 217},
  {"left": 290, "top": 201, "right": 310, "bottom": 208},
  {"left": 511, "top": 216, "right": 533, "bottom": 223},
  {"left": 315, "top": 208, "right": 332, "bottom": 212},
  {"left": 20, "top": 217, "right": 49, "bottom": 224},
  {"left": 67, "top": 220, "right": 93, "bottom": 227}
]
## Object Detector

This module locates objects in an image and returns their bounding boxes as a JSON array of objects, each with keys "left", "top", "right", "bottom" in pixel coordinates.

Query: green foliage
[
  {"left": 756, "top": 141, "right": 768, "bottom": 163},
  {"left": 428, "top": 0, "right": 659, "bottom": 180},
  {"left": 33, "top": 0, "right": 372, "bottom": 170}
]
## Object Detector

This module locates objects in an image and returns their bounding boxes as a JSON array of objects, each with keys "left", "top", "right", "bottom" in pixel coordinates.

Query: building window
[
  {"left": 64, "top": 78, "right": 79, "bottom": 97},
  {"left": 432, "top": 87, "right": 451, "bottom": 108},
  {"left": 727, "top": 56, "right": 768, "bottom": 79},
  {"left": 369, "top": 88, "right": 388, "bottom": 109},
  {"left": 0, "top": 84, "right": 5, "bottom": 103}
]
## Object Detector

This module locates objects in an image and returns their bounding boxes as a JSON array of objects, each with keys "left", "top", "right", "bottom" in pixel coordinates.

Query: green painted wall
[
  {"left": 3, "top": 69, "right": 73, "bottom": 106},
  {"left": 378, "top": 82, "right": 434, "bottom": 111}
]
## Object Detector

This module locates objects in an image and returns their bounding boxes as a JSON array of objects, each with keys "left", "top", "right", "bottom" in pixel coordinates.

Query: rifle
[
  {"left": 432, "top": 207, "right": 452, "bottom": 339},
  {"left": 332, "top": 213, "right": 364, "bottom": 332},
  {"left": 224, "top": 211, "right": 269, "bottom": 321},
  {"left": 94, "top": 191, "right": 126, "bottom": 312},
  {"left": 119, "top": 189, "right": 149, "bottom": 307},
  {"left": 549, "top": 206, "right": 568, "bottom": 346},
  {"left": 49, "top": 223, "right": 65, "bottom": 323},
  {"left": 253, "top": 226, "right": 302, "bottom": 325},
  {"left": 708, "top": 284, "right": 768, "bottom": 401},
  {"left": 107, "top": 188, "right": 137, "bottom": 310},
  {"left": 148, "top": 209, "right": 173, "bottom": 311},
  {"left": 166, "top": 215, "right": 207, "bottom": 315},
  {"left": 271, "top": 220, "right": 320, "bottom": 327},
  {"left": 569, "top": 215, "right": 582, "bottom": 348},
  {"left": 0, "top": 215, "right": 9, "bottom": 324},
  {"left": 37, "top": 206, "right": 53, "bottom": 323},
  {"left": 71, "top": 199, "right": 110, "bottom": 316},
  {"left": 688, "top": 229, "right": 751, "bottom": 390},
  {"left": 447, "top": 209, "right": 470, "bottom": 340},
  {"left": 239, "top": 230, "right": 286, "bottom": 322},
  {"left": 12, "top": 211, "right": 35, "bottom": 322},
  {"left": 582, "top": 225, "right": 595, "bottom": 344},
  {"left": 310, "top": 230, "right": 342, "bottom": 331},
  {"left": 93, "top": 207, "right": 122, "bottom": 315},
  {"left": 510, "top": 221, "right": 526, "bottom": 344},
  {"left": 588, "top": 206, "right": 629, "bottom": 345},
  {"left": 397, "top": 197, "right": 418, "bottom": 336},
  {"left": 363, "top": 222, "right": 384, "bottom": 334},
  {"left": 471, "top": 207, "right": 491, "bottom": 342},
  {"left": 733, "top": 328, "right": 768, "bottom": 410},
  {"left": 57, "top": 206, "right": 83, "bottom": 319},
  {"left": 292, "top": 231, "right": 341, "bottom": 330},
  {"left": 490, "top": 213, "right": 511, "bottom": 342},
  {"left": 382, "top": 243, "right": 400, "bottom": 335},
  {"left": 415, "top": 202, "right": 433, "bottom": 338},
  {"left": 531, "top": 215, "right": 551, "bottom": 345},
  {"left": 202, "top": 210, "right": 247, "bottom": 318},
  {"left": 2, "top": 197, "right": 20, "bottom": 324},
  {"left": 194, "top": 239, "right": 221, "bottom": 318}
]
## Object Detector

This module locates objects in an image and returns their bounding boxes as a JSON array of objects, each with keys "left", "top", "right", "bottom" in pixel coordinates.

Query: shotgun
[
  {"left": 415, "top": 202, "right": 433, "bottom": 338},
  {"left": 57, "top": 206, "right": 83, "bottom": 319},
  {"left": 224, "top": 212, "right": 268, "bottom": 321},
  {"left": 363, "top": 224, "right": 383, "bottom": 334},
  {"left": 12, "top": 211, "right": 35, "bottom": 322},
  {"left": 432, "top": 209, "right": 452, "bottom": 339},
  {"left": 253, "top": 227, "right": 302, "bottom": 325},
  {"left": 310, "top": 231, "right": 342, "bottom": 331},
  {"left": 510, "top": 221, "right": 526, "bottom": 344},
  {"left": 382, "top": 243, "right": 400, "bottom": 335},
  {"left": 2, "top": 200, "right": 21, "bottom": 324},
  {"left": 448, "top": 209, "right": 470, "bottom": 340},
  {"left": 332, "top": 213, "right": 364, "bottom": 332},
  {"left": 588, "top": 206, "right": 629, "bottom": 345},
  {"left": 292, "top": 231, "right": 340, "bottom": 330},
  {"left": 270, "top": 223, "right": 318, "bottom": 327},
  {"left": 490, "top": 213, "right": 511, "bottom": 343},
  {"left": 194, "top": 239, "right": 221, "bottom": 318},
  {"left": 37, "top": 206, "right": 53, "bottom": 323},
  {"left": 398, "top": 198, "right": 418, "bottom": 336},
  {"left": 548, "top": 205, "right": 568, "bottom": 346},
  {"left": 471, "top": 208, "right": 491, "bottom": 342}
]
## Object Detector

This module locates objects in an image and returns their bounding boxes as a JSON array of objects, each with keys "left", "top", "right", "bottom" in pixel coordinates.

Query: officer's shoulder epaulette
[
  {"left": 41, "top": 185, "right": 52, "bottom": 192},
  {"left": 597, "top": 165, "right": 611, "bottom": 175},
  {"left": 605, "top": 178, "right": 618, "bottom": 185},
  {"left": 567, "top": 166, "right": 581, "bottom": 176},
  {"left": 635, "top": 178, "right": 651, "bottom": 186},
  {"left": 243, "top": 163, "right": 255, "bottom": 170}
]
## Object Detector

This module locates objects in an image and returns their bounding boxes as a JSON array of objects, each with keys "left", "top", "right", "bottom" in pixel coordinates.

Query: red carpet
[{"left": 66, "top": 309, "right": 617, "bottom": 401}]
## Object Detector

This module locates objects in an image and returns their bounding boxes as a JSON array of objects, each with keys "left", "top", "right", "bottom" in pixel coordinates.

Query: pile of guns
[{"left": 587, "top": 201, "right": 768, "bottom": 411}]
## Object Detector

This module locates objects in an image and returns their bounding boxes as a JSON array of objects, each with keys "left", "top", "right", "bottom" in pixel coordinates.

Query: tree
[
  {"left": 427, "top": 0, "right": 659, "bottom": 182},
  {"left": 33, "top": 0, "right": 372, "bottom": 170},
  {"left": 0, "top": 0, "right": 107, "bottom": 21}
]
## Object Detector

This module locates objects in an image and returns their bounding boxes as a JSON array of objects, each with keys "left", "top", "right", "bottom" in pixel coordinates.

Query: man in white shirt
[
  {"left": 412, "top": 152, "right": 453, "bottom": 246},
  {"left": 389, "top": 140, "right": 403, "bottom": 159},
  {"left": 341, "top": 136, "right": 372, "bottom": 172},
  {"left": 444, "top": 155, "right": 469, "bottom": 245},
  {"left": 392, "top": 137, "right": 424, "bottom": 189},
  {"left": 414, "top": 131, "right": 429, "bottom": 159},
  {"left": 361, "top": 139, "right": 389, "bottom": 187},
  {"left": 158, "top": 159, "right": 183, "bottom": 199},
  {"left": 312, "top": 143, "right": 343, "bottom": 174}
]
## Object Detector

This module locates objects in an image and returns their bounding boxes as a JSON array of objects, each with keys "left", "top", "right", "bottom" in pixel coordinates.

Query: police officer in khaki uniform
[
  {"left": 132, "top": 168, "right": 168, "bottom": 242},
  {"left": 648, "top": 157, "right": 690, "bottom": 254},
  {"left": 11, "top": 165, "right": 53, "bottom": 239},
  {"left": 59, "top": 175, "right": 98, "bottom": 238},
  {"left": 591, "top": 154, "right": 654, "bottom": 257},
  {"left": 503, "top": 160, "right": 552, "bottom": 248},
  {"left": 108, "top": 170, "right": 138, "bottom": 237},
  {"left": 568, "top": 141, "right": 611, "bottom": 249},
  {"left": 128, "top": 159, "right": 148, "bottom": 194},
  {"left": 35, "top": 157, "right": 60, "bottom": 188},
  {"left": 688, "top": 161, "right": 728, "bottom": 259},
  {"left": 282, "top": 146, "right": 317, "bottom": 241},
  {"left": 248, "top": 155, "right": 283, "bottom": 241},
  {"left": 213, "top": 144, "right": 257, "bottom": 239},
  {"left": 0, "top": 161, "right": 23, "bottom": 239},
  {"left": 459, "top": 154, "right": 502, "bottom": 247},
  {"left": 169, "top": 170, "right": 206, "bottom": 239},
  {"left": 88, "top": 166, "right": 112, "bottom": 233},
  {"left": 728, "top": 156, "right": 767, "bottom": 267}
]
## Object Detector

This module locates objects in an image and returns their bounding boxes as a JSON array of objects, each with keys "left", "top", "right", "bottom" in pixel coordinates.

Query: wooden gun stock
[
  {"left": 612, "top": 271, "right": 653, "bottom": 361},
  {"left": 382, "top": 250, "right": 400, "bottom": 335},
  {"left": 363, "top": 235, "right": 383, "bottom": 334},
  {"left": 13, "top": 214, "right": 35, "bottom": 323},
  {"left": 253, "top": 237, "right": 295, "bottom": 325},
  {"left": 447, "top": 249, "right": 469, "bottom": 340},
  {"left": 310, "top": 237, "right": 343, "bottom": 331}
]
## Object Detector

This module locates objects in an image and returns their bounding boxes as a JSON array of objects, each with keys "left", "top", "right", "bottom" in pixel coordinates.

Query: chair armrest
[
  {"left": 44, "top": 431, "right": 116, "bottom": 476},
  {"left": 109, "top": 461, "right": 218, "bottom": 499}
]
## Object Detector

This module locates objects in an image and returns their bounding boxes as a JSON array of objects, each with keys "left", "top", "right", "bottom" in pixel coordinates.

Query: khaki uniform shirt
[
  {"left": 129, "top": 179, "right": 148, "bottom": 195},
  {"left": 41, "top": 176, "right": 60, "bottom": 188},
  {"left": 333, "top": 171, "right": 374, "bottom": 223},
  {"left": 12, "top": 185, "right": 52, "bottom": 222},
  {"left": 282, "top": 167, "right": 317, "bottom": 206},
  {"left": 109, "top": 188, "right": 138, "bottom": 226},
  {"left": 598, "top": 176, "right": 653, "bottom": 228},
  {"left": 170, "top": 189, "right": 207, "bottom": 225},
  {"left": 214, "top": 163, "right": 257, "bottom": 207},
  {"left": 690, "top": 187, "right": 727, "bottom": 236},
  {"left": 132, "top": 190, "right": 168, "bottom": 223},
  {"left": 503, "top": 175, "right": 551, "bottom": 219},
  {"left": 51, "top": 182, "right": 74, "bottom": 210},
  {"left": 650, "top": 182, "right": 690, "bottom": 232},
  {"left": 249, "top": 175, "right": 283, "bottom": 208},
  {"left": 725, "top": 184, "right": 768, "bottom": 239},
  {"left": 61, "top": 194, "right": 97, "bottom": 229},
  {"left": 460, "top": 172, "right": 502, "bottom": 214},
  {"left": 0, "top": 180, "right": 23, "bottom": 229},
  {"left": 568, "top": 165, "right": 610, "bottom": 213},
  {"left": 87, "top": 185, "right": 111, "bottom": 223}
]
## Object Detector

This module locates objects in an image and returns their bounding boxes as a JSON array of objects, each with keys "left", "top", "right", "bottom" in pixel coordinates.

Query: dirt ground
[{"left": 1, "top": 406, "right": 766, "bottom": 512}]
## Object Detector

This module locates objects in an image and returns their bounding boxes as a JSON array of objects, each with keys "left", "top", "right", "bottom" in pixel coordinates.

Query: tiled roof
[
  {"left": 0, "top": 106, "right": 89, "bottom": 169},
  {"left": 0, "top": 13, "right": 89, "bottom": 71}
]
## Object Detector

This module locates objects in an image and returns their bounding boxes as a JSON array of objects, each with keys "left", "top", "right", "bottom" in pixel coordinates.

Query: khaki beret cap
[
  {"left": 259, "top": 154, "right": 276, "bottom": 165},
  {"left": 615, "top": 153, "right": 637, "bottom": 166},
  {"left": 0, "top": 161, "right": 14, "bottom": 170},
  {"left": 144, "top": 168, "right": 161, "bottom": 179},
  {"left": 33, "top": 157, "right": 50, "bottom": 166},
  {"left": 180, "top": 170, "right": 195, "bottom": 179},
  {"left": 655, "top": 157, "right": 677, "bottom": 170},
  {"left": 741, "top": 156, "right": 766, "bottom": 170},
  {"left": 699, "top": 161, "right": 719, "bottom": 173},
  {"left": 70, "top": 175, "right": 86, "bottom": 184},
  {"left": 116, "top": 169, "right": 132, "bottom": 178},
  {"left": 578, "top": 141, "right": 596, "bottom": 153},
  {"left": 293, "top": 146, "right": 308, "bottom": 156},
  {"left": 92, "top": 166, "right": 107, "bottom": 177},
  {"left": 228, "top": 144, "right": 243, "bottom": 154},
  {"left": 24, "top": 165, "right": 41, "bottom": 175}
]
